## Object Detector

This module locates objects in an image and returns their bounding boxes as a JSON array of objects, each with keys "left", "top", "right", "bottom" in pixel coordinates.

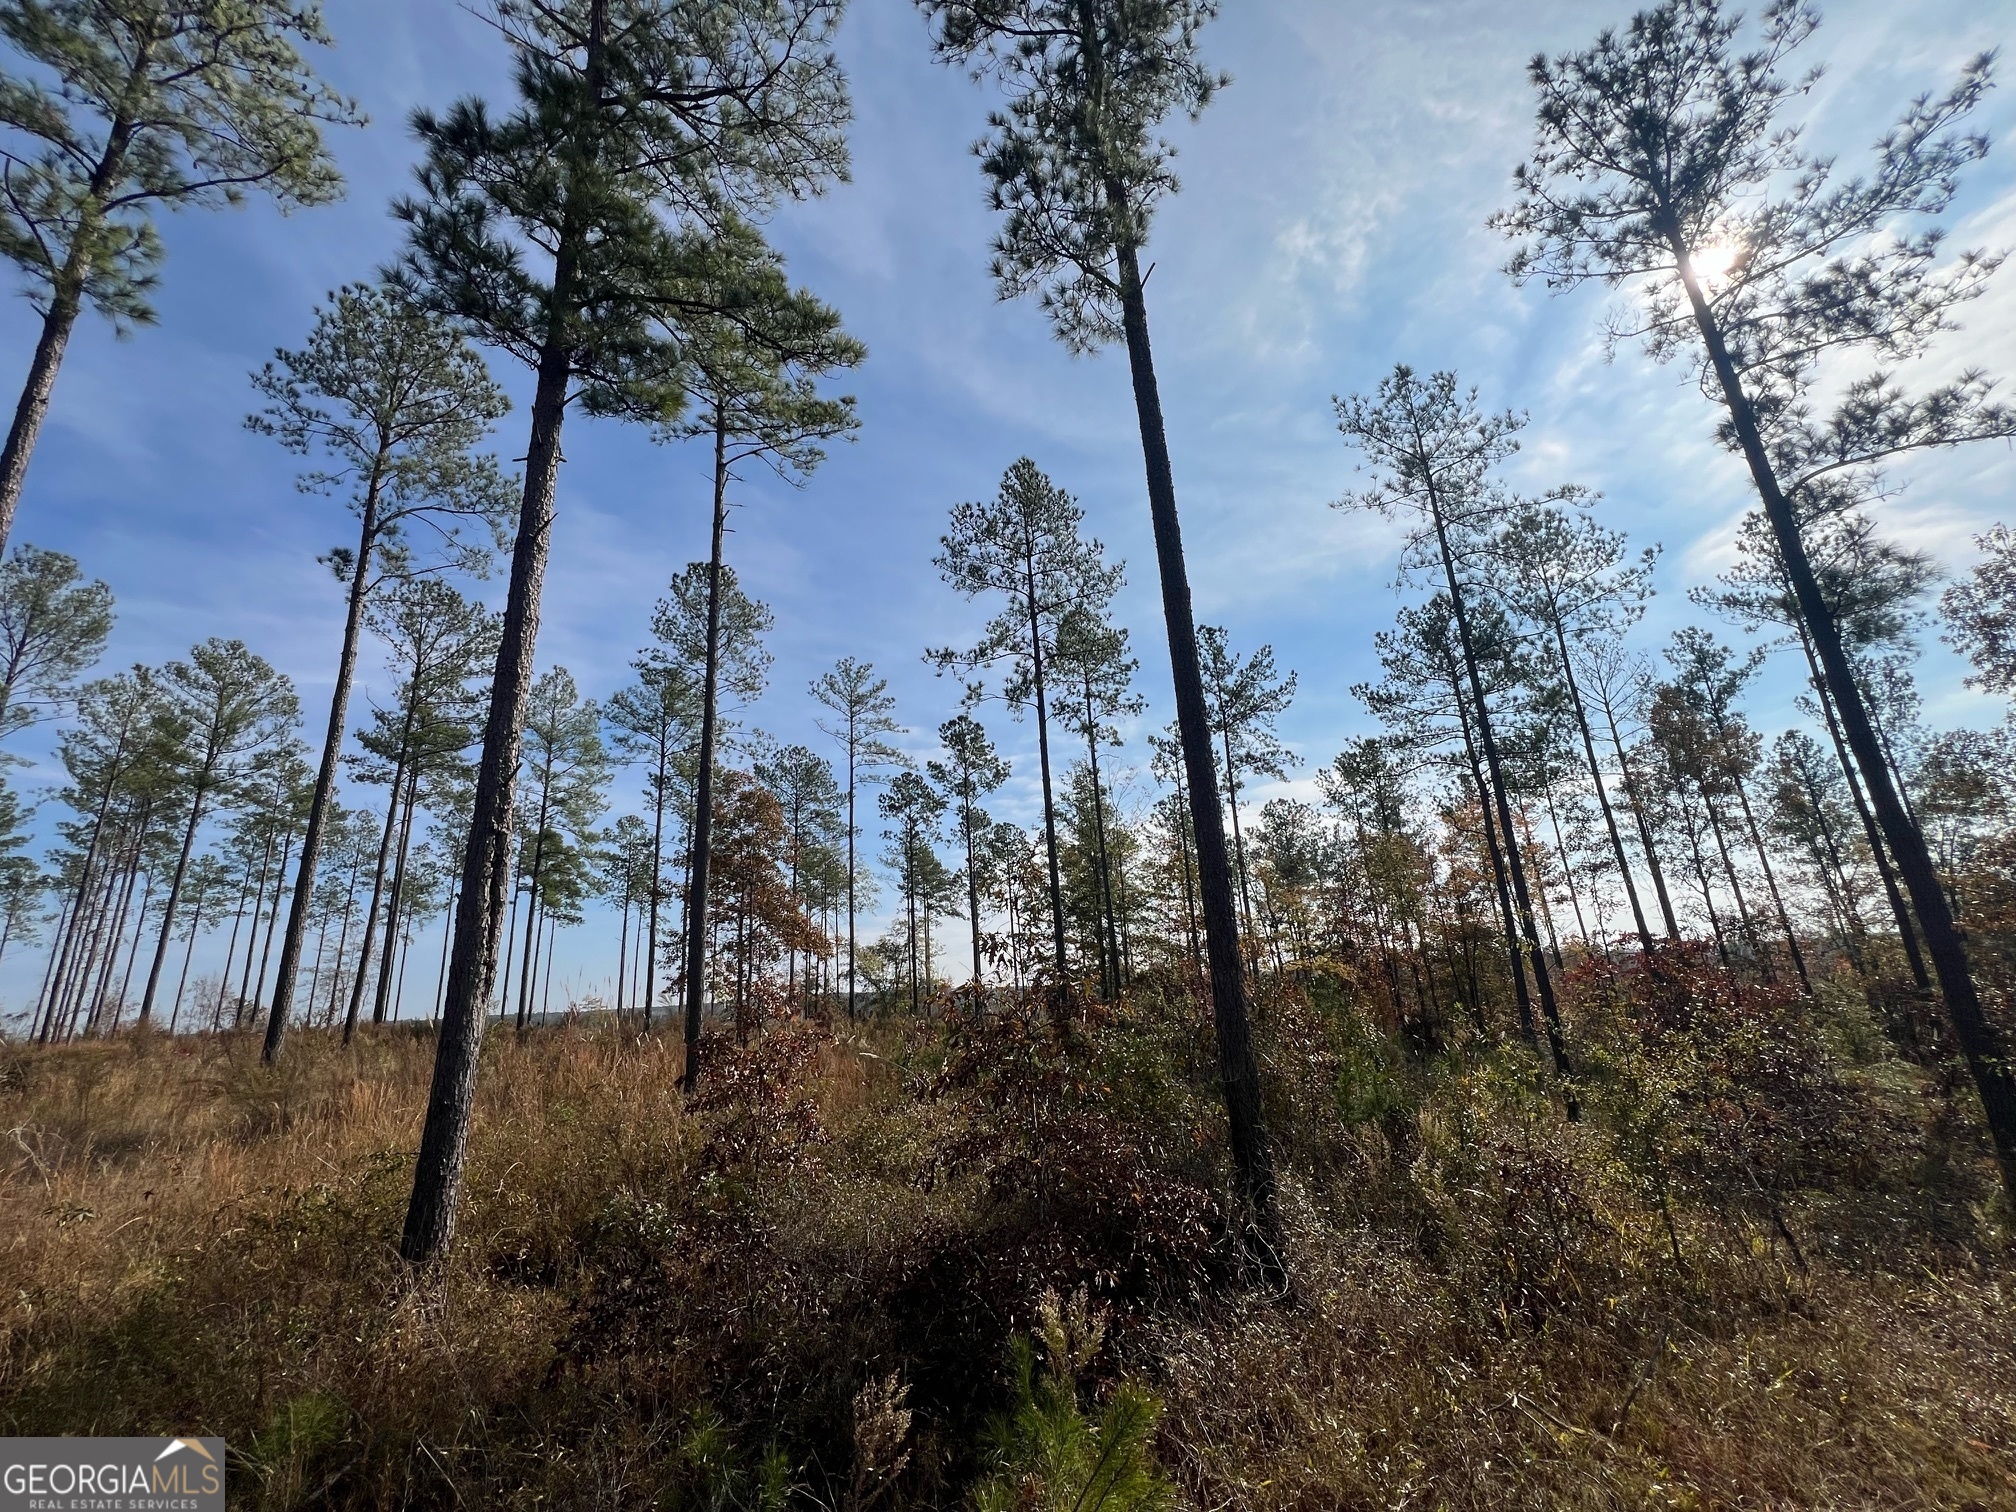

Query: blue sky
[{"left": 2, "top": 0, "right": 2011, "bottom": 1012}]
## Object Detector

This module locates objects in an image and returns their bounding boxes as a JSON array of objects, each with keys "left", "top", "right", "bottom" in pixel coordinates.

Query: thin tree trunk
[
  {"left": 265, "top": 475, "right": 384, "bottom": 1060},
  {"left": 845, "top": 743, "right": 858, "bottom": 1022},
  {"left": 1701, "top": 786, "right": 1764, "bottom": 971},
  {"left": 1733, "top": 770, "right": 1811, "bottom": 994},
  {"left": 169, "top": 892, "right": 206, "bottom": 1035},
  {"left": 1085, "top": 683, "right": 1122, "bottom": 998},
  {"left": 1556, "top": 627, "right": 1652, "bottom": 947},
  {"left": 374, "top": 765, "right": 421, "bottom": 1024},
  {"left": 515, "top": 788, "right": 552, "bottom": 1031},
  {"left": 1450, "top": 661, "right": 1537, "bottom": 1046},
  {"left": 681, "top": 406, "right": 730, "bottom": 1092},
  {"left": 1606, "top": 713, "right": 1682, "bottom": 941},
  {"left": 1425, "top": 496, "right": 1572, "bottom": 1087},
  {"left": 1023, "top": 548, "right": 1069, "bottom": 982},
  {"left": 345, "top": 785, "right": 402, "bottom": 1044},
  {"left": 250, "top": 829, "right": 293, "bottom": 1027},
  {"left": 140, "top": 777, "right": 210, "bottom": 1024}
]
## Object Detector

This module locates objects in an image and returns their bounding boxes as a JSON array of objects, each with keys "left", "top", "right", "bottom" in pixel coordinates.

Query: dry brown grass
[{"left": 0, "top": 989, "right": 2011, "bottom": 1510}]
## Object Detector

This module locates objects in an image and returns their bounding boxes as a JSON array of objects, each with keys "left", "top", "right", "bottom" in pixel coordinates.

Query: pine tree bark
[
  {"left": 1673, "top": 246, "right": 2016, "bottom": 1194},
  {"left": 401, "top": 319, "right": 572, "bottom": 1263}
]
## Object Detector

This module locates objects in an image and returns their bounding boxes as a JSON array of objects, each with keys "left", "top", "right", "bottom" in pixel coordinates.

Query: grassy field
[{"left": 1, "top": 967, "right": 2012, "bottom": 1509}]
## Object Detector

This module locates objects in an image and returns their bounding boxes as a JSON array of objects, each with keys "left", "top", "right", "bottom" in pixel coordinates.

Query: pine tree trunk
[
  {"left": 1671, "top": 244, "right": 2016, "bottom": 1199},
  {"left": 344, "top": 773, "right": 403, "bottom": 1043},
  {"left": 1701, "top": 786, "right": 1763, "bottom": 971},
  {"left": 1111, "top": 237, "right": 1278, "bottom": 1257},
  {"left": 0, "top": 45, "right": 152, "bottom": 555},
  {"left": 1448, "top": 641, "right": 1537, "bottom": 1046},
  {"left": 248, "top": 828, "right": 293, "bottom": 1026},
  {"left": 962, "top": 792, "right": 983, "bottom": 985},
  {"left": 1554, "top": 626, "right": 1652, "bottom": 947},
  {"left": 1023, "top": 555, "right": 1069, "bottom": 982},
  {"left": 1426, "top": 498, "right": 1573, "bottom": 1088},
  {"left": 1733, "top": 770, "right": 1811, "bottom": 994},
  {"left": 681, "top": 410, "right": 732, "bottom": 1090},
  {"left": 845, "top": 742, "right": 858, "bottom": 1022},
  {"left": 169, "top": 893, "right": 206, "bottom": 1035},
  {"left": 264, "top": 479, "right": 383, "bottom": 1058},
  {"left": 1603, "top": 705, "right": 1683, "bottom": 940},
  {"left": 1084, "top": 685, "right": 1121, "bottom": 998},
  {"left": 0, "top": 289, "right": 83, "bottom": 557},
  {"left": 138, "top": 776, "right": 211, "bottom": 1024},
  {"left": 516, "top": 784, "right": 553, "bottom": 1031},
  {"left": 402, "top": 313, "right": 573, "bottom": 1263},
  {"left": 1794, "top": 617, "right": 1929, "bottom": 987},
  {"left": 644, "top": 741, "right": 668, "bottom": 1027},
  {"left": 374, "top": 766, "right": 421, "bottom": 1024}
]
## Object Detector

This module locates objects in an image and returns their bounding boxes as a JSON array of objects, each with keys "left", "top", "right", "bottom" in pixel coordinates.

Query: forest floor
[{"left": 1, "top": 965, "right": 2013, "bottom": 1510}]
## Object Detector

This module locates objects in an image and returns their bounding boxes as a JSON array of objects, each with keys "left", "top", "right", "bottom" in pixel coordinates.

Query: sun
[{"left": 1689, "top": 240, "right": 1741, "bottom": 288}]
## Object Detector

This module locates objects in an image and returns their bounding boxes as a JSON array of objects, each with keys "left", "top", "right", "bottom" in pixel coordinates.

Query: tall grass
[{"left": 0, "top": 967, "right": 2010, "bottom": 1509}]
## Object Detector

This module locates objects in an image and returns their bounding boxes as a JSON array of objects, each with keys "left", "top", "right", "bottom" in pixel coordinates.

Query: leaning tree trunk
[
  {"left": 0, "top": 51, "right": 150, "bottom": 556},
  {"left": 1794, "top": 616, "right": 1929, "bottom": 989},
  {"left": 401, "top": 318, "right": 574, "bottom": 1265},
  {"left": 1670, "top": 243, "right": 2016, "bottom": 1201},
  {"left": 681, "top": 408, "right": 731, "bottom": 1093},
  {"left": 265, "top": 477, "right": 384, "bottom": 1062},
  {"left": 1112, "top": 235, "right": 1280, "bottom": 1262}
]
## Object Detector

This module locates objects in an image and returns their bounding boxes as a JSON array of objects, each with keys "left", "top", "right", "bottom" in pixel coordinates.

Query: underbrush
[{"left": 0, "top": 965, "right": 2010, "bottom": 1509}]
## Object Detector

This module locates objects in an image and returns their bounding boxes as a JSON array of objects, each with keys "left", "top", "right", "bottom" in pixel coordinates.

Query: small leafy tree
[{"left": 971, "top": 1288, "right": 1172, "bottom": 1512}]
